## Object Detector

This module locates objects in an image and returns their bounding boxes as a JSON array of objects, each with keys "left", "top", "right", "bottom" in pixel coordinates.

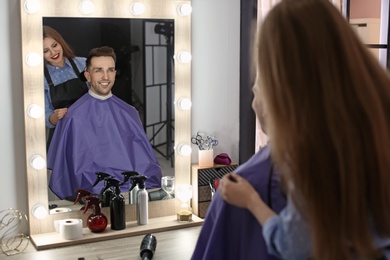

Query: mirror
[
  {"left": 20, "top": 0, "right": 192, "bottom": 240},
  {"left": 43, "top": 17, "right": 176, "bottom": 209}
]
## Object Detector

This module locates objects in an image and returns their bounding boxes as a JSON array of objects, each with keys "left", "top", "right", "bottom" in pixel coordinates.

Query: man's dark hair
[
  {"left": 85, "top": 46, "right": 117, "bottom": 70},
  {"left": 79, "top": 46, "right": 116, "bottom": 81}
]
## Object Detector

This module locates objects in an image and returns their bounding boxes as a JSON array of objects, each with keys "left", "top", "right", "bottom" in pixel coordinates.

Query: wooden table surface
[{"left": 0, "top": 226, "right": 202, "bottom": 260}]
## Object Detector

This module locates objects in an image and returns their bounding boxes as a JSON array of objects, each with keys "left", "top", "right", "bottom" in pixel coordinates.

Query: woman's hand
[
  {"left": 219, "top": 172, "right": 259, "bottom": 209},
  {"left": 219, "top": 172, "right": 276, "bottom": 225},
  {"left": 49, "top": 108, "right": 68, "bottom": 125}
]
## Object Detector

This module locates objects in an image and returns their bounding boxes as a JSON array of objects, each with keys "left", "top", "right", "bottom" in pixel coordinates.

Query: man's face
[{"left": 84, "top": 56, "right": 116, "bottom": 96}]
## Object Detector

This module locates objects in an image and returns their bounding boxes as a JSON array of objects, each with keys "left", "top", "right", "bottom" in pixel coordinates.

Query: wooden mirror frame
[{"left": 20, "top": 0, "right": 195, "bottom": 249}]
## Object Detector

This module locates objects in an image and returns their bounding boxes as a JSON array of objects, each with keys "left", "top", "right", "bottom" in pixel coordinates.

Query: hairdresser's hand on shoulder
[
  {"left": 219, "top": 172, "right": 260, "bottom": 210},
  {"left": 49, "top": 108, "right": 68, "bottom": 125},
  {"left": 220, "top": 172, "right": 276, "bottom": 226}
]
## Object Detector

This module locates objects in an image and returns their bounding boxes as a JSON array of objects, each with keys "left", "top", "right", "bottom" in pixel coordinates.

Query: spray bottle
[
  {"left": 131, "top": 175, "right": 148, "bottom": 225},
  {"left": 73, "top": 189, "right": 91, "bottom": 205},
  {"left": 106, "top": 178, "right": 126, "bottom": 230},
  {"left": 120, "top": 171, "right": 140, "bottom": 205},
  {"left": 83, "top": 196, "right": 108, "bottom": 233},
  {"left": 93, "top": 171, "right": 114, "bottom": 207},
  {"left": 73, "top": 188, "right": 91, "bottom": 211}
]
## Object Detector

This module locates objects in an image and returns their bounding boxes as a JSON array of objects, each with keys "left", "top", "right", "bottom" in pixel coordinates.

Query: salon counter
[{"left": 0, "top": 226, "right": 201, "bottom": 260}]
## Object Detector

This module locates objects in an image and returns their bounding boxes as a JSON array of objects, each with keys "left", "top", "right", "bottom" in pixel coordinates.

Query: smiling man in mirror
[{"left": 47, "top": 46, "right": 162, "bottom": 200}]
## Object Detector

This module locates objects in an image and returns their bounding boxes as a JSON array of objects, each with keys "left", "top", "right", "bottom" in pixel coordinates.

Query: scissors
[
  {"left": 203, "top": 136, "right": 219, "bottom": 150},
  {"left": 191, "top": 132, "right": 205, "bottom": 150}
]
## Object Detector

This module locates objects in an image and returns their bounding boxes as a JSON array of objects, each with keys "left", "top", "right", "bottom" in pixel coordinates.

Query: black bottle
[
  {"left": 120, "top": 171, "right": 140, "bottom": 205},
  {"left": 107, "top": 178, "right": 126, "bottom": 230},
  {"left": 101, "top": 179, "right": 115, "bottom": 208}
]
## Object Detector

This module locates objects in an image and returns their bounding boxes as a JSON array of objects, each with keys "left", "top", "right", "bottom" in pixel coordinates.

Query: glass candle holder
[{"left": 176, "top": 184, "right": 193, "bottom": 222}]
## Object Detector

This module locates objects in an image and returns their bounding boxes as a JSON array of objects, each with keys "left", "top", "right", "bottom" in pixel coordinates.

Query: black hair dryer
[{"left": 140, "top": 234, "right": 157, "bottom": 260}]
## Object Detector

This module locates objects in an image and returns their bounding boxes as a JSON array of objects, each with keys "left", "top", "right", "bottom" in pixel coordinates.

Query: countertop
[{"left": 0, "top": 226, "right": 202, "bottom": 260}]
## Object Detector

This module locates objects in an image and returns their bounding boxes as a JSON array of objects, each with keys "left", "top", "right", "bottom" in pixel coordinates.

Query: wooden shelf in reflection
[{"left": 30, "top": 215, "right": 203, "bottom": 250}]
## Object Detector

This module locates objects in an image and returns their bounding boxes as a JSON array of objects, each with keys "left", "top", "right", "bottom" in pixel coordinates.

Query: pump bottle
[
  {"left": 83, "top": 196, "right": 107, "bottom": 233},
  {"left": 132, "top": 175, "right": 149, "bottom": 225},
  {"left": 106, "top": 178, "right": 126, "bottom": 230},
  {"left": 120, "top": 171, "right": 140, "bottom": 205}
]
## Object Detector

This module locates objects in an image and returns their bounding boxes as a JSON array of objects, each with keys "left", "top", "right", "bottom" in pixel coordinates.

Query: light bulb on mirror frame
[
  {"left": 25, "top": 52, "right": 41, "bottom": 67},
  {"left": 130, "top": 2, "right": 145, "bottom": 15},
  {"left": 32, "top": 204, "right": 47, "bottom": 219},
  {"left": 24, "top": 0, "right": 40, "bottom": 14},
  {"left": 177, "top": 3, "right": 192, "bottom": 16},
  {"left": 79, "top": 0, "right": 95, "bottom": 15},
  {"left": 176, "top": 143, "right": 192, "bottom": 156},
  {"left": 176, "top": 51, "right": 192, "bottom": 63},
  {"left": 176, "top": 184, "right": 193, "bottom": 222},
  {"left": 27, "top": 104, "right": 43, "bottom": 119},
  {"left": 30, "top": 155, "right": 46, "bottom": 170},
  {"left": 176, "top": 97, "right": 192, "bottom": 110}
]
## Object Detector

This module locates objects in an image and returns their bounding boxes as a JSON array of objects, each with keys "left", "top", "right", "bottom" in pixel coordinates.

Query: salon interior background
[{"left": 0, "top": 0, "right": 240, "bottom": 214}]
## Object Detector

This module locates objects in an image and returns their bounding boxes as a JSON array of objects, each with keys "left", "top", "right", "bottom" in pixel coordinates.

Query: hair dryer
[{"left": 140, "top": 234, "right": 157, "bottom": 260}]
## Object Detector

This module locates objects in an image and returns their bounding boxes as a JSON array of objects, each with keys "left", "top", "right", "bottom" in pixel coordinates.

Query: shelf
[
  {"left": 191, "top": 164, "right": 238, "bottom": 218},
  {"left": 30, "top": 215, "right": 204, "bottom": 250}
]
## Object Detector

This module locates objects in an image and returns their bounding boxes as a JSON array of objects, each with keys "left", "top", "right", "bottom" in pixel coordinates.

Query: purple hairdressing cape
[
  {"left": 191, "top": 145, "right": 287, "bottom": 260},
  {"left": 47, "top": 92, "right": 162, "bottom": 199}
]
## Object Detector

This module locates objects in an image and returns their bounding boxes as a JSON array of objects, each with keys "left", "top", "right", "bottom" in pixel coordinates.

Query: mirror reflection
[
  {"left": 43, "top": 18, "right": 175, "bottom": 212},
  {"left": 21, "top": 0, "right": 192, "bottom": 241}
]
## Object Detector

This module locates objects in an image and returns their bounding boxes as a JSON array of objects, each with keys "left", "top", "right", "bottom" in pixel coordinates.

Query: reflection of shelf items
[{"left": 191, "top": 164, "right": 238, "bottom": 218}]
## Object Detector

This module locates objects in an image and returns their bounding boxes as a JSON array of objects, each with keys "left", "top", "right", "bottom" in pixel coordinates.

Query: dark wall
[{"left": 239, "top": 0, "right": 257, "bottom": 163}]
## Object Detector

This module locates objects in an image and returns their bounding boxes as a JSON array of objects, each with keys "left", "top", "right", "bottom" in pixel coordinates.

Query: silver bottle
[
  {"left": 137, "top": 187, "right": 148, "bottom": 225},
  {"left": 131, "top": 175, "right": 148, "bottom": 225},
  {"left": 129, "top": 185, "right": 139, "bottom": 205}
]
